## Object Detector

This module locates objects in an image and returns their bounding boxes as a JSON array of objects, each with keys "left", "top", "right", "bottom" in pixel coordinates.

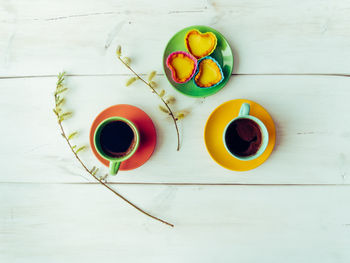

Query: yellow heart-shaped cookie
[
  {"left": 185, "top": 29, "right": 217, "bottom": 59},
  {"left": 166, "top": 51, "right": 197, "bottom": 83},
  {"left": 194, "top": 57, "right": 223, "bottom": 88}
]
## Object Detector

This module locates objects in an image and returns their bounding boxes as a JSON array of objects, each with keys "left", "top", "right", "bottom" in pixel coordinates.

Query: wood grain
[
  {"left": 1, "top": 183, "right": 350, "bottom": 263},
  {"left": 0, "top": 75, "right": 349, "bottom": 184},
  {"left": 2, "top": 0, "right": 350, "bottom": 261},
  {"left": 1, "top": 0, "right": 350, "bottom": 76}
]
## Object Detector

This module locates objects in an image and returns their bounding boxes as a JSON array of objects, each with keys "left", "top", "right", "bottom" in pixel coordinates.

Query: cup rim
[
  {"left": 223, "top": 115, "right": 269, "bottom": 161},
  {"left": 94, "top": 117, "right": 140, "bottom": 162}
]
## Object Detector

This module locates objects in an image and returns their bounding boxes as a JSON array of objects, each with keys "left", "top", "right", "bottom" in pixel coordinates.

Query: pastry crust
[
  {"left": 185, "top": 29, "right": 217, "bottom": 59},
  {"left": 166, "top": 51, "right": 197, "bottom": 83},
  {"left": 194, "top": 57, "right": 224, "bottom": 88}
]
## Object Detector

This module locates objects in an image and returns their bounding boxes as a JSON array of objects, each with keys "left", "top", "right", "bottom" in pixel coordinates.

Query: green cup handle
[
  {"left": 109, "top": 161, "right": 121, "bottom": 175},
  {"left": 239, "top": 103, "right": 250, "bottom": 116}
]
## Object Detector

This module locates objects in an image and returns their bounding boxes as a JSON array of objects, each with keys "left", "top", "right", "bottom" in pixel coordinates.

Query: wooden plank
[
  {"left": 1, "top": 0, "right": 350, "bottom": 76},
  {"left": 0, "top": 75, "right": 349, "bottom": 184},
  {"left": 1, "top": 183, "right": 350, "bottom": 262}
]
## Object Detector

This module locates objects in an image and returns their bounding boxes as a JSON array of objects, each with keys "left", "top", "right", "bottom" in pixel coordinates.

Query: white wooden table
[{"left": 1, "top": 0, "right": 350, "bottom": 262}]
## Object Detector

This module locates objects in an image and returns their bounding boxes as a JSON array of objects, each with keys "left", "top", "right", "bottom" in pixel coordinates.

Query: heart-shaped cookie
[
  {"left": 166, "top": 51, "right": 197, "bottom": 83},
  {"left": 185, "top": 29, "right": 217, "bottom": 59},
  {"left": 194, "top": 57, "right": 224, "bottom": 88}
]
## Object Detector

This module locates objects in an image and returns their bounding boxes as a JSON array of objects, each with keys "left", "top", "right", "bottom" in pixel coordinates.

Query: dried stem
[
  {"left": 53, "top": 73, "right": 174, "bottom": 228},
  {"left": 117, "top": 56, "right": 180, "bottom": 151}
]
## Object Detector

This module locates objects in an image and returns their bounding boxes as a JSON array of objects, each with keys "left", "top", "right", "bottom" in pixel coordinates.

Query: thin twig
[
  {"left": 53, "top": 73, "right": 174, "bottom": 227},
  {"left": 117, "top": 56, "right": 180, "bottom": 151}
]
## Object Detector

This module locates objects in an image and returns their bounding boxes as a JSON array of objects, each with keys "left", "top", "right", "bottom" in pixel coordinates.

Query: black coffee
[
  {"left": 99, "top": 121, "right": 135, "bottom": 158},
  {"left": 224, "top": 118, "right": 262, "bottom": 157}
]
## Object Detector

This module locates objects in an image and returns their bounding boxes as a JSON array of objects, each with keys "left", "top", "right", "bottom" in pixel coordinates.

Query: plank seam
[
  {"left": 1, "top": 182, "right": 350, "bottom": 186},
  {"left": 0, "top": 73, "right": 349, "bottom": 79}
]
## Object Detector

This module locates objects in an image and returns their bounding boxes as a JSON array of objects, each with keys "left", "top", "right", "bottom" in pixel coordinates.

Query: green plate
[{"left": 163, "top": 25, "right": 233, "bottom": 98}]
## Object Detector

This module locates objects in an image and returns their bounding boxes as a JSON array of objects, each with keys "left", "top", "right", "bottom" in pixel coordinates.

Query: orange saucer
[
  {"left": 204, "top": 99, "right": 276, "bottom": 171},
  {"left": 89, "top": 104, "right": 157, "bottom": 171}
]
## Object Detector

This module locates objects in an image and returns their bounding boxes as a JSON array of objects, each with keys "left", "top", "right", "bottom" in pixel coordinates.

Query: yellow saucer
[{"left": 204, "top": 99, "right": 276, "bottom": 171}]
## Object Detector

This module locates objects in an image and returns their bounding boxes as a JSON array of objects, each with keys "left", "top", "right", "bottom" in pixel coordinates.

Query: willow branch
[
  {"left": 117, "top": 56, "right": 180, "bottom": 151},
  {"left": 53, "top": 73, "right": 174, "bottom": 227}
]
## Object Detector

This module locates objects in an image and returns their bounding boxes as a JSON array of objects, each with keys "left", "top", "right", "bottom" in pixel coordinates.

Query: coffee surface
[
  {"left": 99, "top": 121, "right": 135, "bottom": 158},
  {"left": 225, "top": 118, "right": 262, "bottom": 157}
]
